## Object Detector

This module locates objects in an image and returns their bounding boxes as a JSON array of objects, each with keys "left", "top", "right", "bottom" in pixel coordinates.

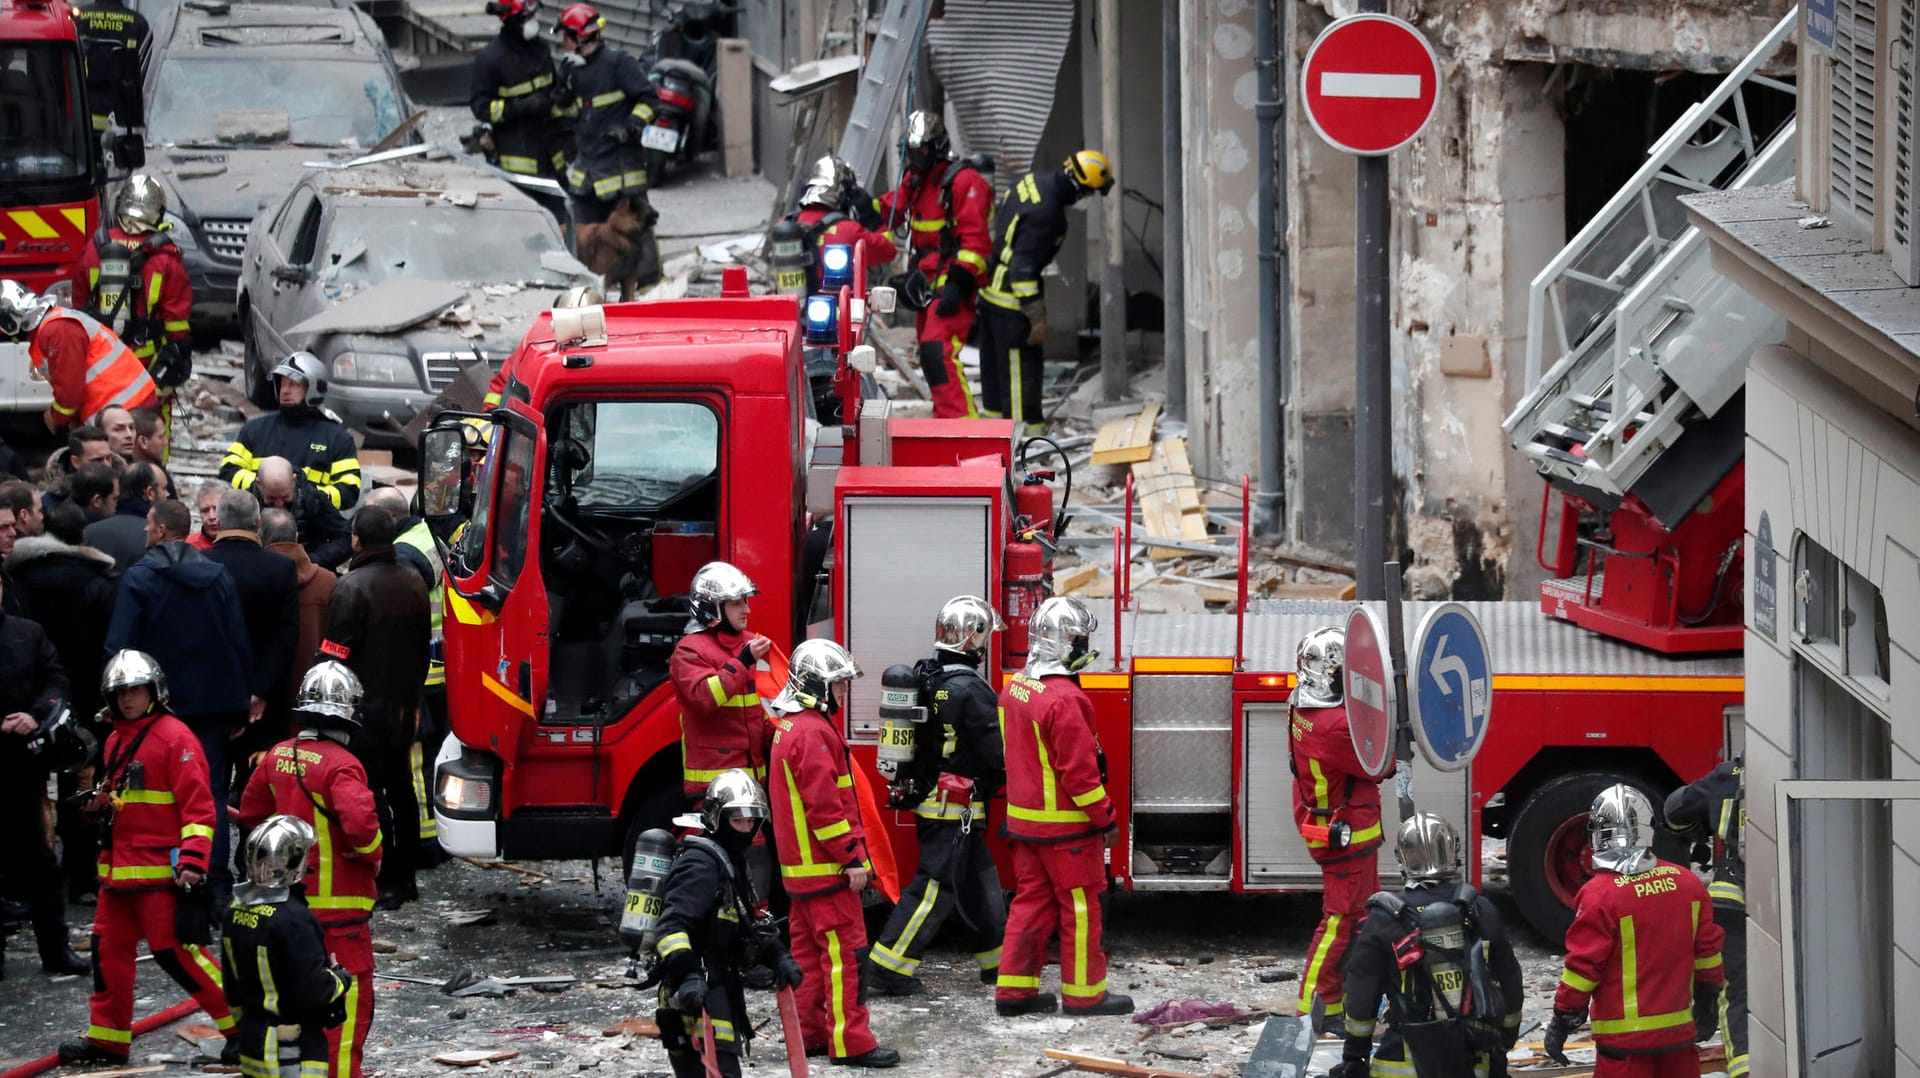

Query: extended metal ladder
[
  {"left": 1503, "top": 9, "right": 1799, "bottom": 499},
  {"left": 836, "top": 0, "right": 936, "bottom": 188}
]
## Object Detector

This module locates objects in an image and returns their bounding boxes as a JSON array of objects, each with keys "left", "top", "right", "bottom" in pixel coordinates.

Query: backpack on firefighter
[
  {"left": 91, "top": 234, "right": 191, "bottom": 389},
  {"left": 1364, "top": 885, "right": 1508, "bottom": 1078},
  {"left": 876, "top": 658, "right": 947, "bottom": 810}
]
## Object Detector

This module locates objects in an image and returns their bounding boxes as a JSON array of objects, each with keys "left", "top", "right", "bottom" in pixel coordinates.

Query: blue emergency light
[
  {"left": 803, "top": 294, "right": 839, "bottom": 345},
  {"left": 818, "top": 244, "right": 855, "bottom": 292}
]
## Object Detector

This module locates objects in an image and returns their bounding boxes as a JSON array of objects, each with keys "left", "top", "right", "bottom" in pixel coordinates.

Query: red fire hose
[{"left": 1, "top": 998, "right": 202, "bottom": 1078}]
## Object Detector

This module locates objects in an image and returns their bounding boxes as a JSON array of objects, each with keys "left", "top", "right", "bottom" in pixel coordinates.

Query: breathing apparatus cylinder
[
  {"left": 1416, "top": 899, "right": 1469, "bottom": 1015},
  {"left": 875, "top": 664, "right": 924, "bottom": 782},
  {"left": 620, "top": 828, "right": 678, "bottom": 966},
  {"left": 769, "top": 219, "right": 810, "bottom": 296}
]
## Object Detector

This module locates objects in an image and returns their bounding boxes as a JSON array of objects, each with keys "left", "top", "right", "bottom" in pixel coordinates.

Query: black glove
[
  {"left": 324, "top": 967, "right": 351, "bottom": 1027},
  {"left": 738, "top": 644, "right": 756, "bottom": 665},
  {"left": 1543, "top": 1009, "right": 1583, "bottom": 1066},
  {"left": 773, "top": 951, "right": 803, "bottom": 990},
  {"left": 149, "top": 339, "right": 193, "bottom": 389},
  {"left": 174, "top": 880, "right": 214, "bottom": 946},
  {"left": 934, "top": 265, "right": 975, "bottom": 317},
  {"left": 845, "top": 186, "right": 882, "bottom": 230},
  {"left": 671, "top": 973, "right": 708, "bottom": 1016},
  {"left": 1693, "top": 984, "right": 1721, "bottom": 1043},
  {"left": 1327, "top": 1059, "right": 1370, "bottom": 1078}
]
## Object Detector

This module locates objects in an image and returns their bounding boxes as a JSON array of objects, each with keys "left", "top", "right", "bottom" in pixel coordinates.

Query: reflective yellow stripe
[
  {"left": 1369, "top": 1058, "right": 1419, "bottom": 1077},
  {"left": 87, "top": 1024, "right": 132, "bottom": 1045},
  {"left": 974, "top": 946, "right": 1001, "bottom": 969},
  {"left": 483, "top": 673, "right": 536, "bottom": 717},
  {"left": 1064, "top": 886, "right": 1094, "bottom": 996},
  {"left": 1005, "top": 804, "right": 1090, "bottom": 824},
  {"left": 1348, "top": 821, "right": 1383, "bottom": 845},
  {"left": 315, "top": 795, "right": 335, "bottom": 899},
  {"left": 955, "top": 249, "right": 988, "bottom": 274},
  {"left": 996, "top": 973, "right": 1041, "bottom": 989},
  {"left": 258, "top": 944, "right": 280, "bottom": 1013},
  {"left": 874, "top": 880, "right": 940, "bottom": 975},
  {"left": 162, "top": 320, "right": 190, "bottom": 333},
  {"left": 630, "top": 102, "right": 654, "bottom": 121},
  {"left": 910, "top": 218, "right": 947, "bottom": 231},
  {"left": 497, "top": 75, "right": 553, "bottom": 97},
  {"left": 590, "top": 90, "right": 626, "bottom": 107},
  {"left": 146, "top": 272, "right": 163, "bottom": 311},
  {"left": 1708, "top": 881, "right": 1746, "bottom": 904},
  {"left": 1297, "top": 913, "right": 1342, "bottom": 1013},
  {"left": 8, "top": 210, "right": 56, "bottom": 239},
  {"left": 337, "top": 971, "right": 361, "bottom": 1077},
  {"left": 1622, "top": 914, "right": 1640, "bottom": 1019},
  {"left": 1590, "top": 1009, "right": 1695, "bottom": 1035},
  {"left": 826, "top": 929, "right": 850, "bottom": 1058},
  {"left": 658, "top": 931, "right": 692, "bottom": 956},
  {"left": 979, "top": 288, "right": 1022, "bottom": 310},
  {"left": 834, "top": 774, "right": 853, "bottom": 788},
  {"left": 683, "top": 762, "right": 768, "bottom": 784},
  {"left": 119, "top": 789, "right": 176, "bottom": 804},
  {"left": 308, "top": 895, "right": 378, "bottom": 911},
  {"left": 1069, "top": 784, "right": 1107, "bottom": 808},
  {"left": 103, "top": 864, "right": 175, "bottom": 881},
  {"left": 1035, "top": 722, "right": 1058, "bottom": 811},
  {"left": 1308, "top": 759, "right": 1330, "bottom": 810},
  {"left": 498, "top": 154, "right": 540, "bottom": 174},
  {"left": 1694, "top": 953, "right": 1723, "bottom": 970},
  {"left": 1560, "top": 968, "right": 1598, "bottom": 993},
  {"left": 1345, "top": 1015, "right": 1377, "bottom": 1037},
  {"left": 912, "top": 797, "right": 984, "bottom": 821},
  {"left": 781, "top": 862, "right": 844, "bottom": 878},
  {"left": 411, "top": 741, "right": 436, "bottom": 839},
  {"left": 489, "top": 99, "right": 507, "bottom": 122},
  {"left": 705, "top": 1017, "right": 736, "bottom": 1042},
  {"left": 868, "top": 941, "right": 918, "bottom": 976},
  {"left": 189, "top": 943, "right": 224, "bottom": 991},
  {"left": 813, "top": 819, "right": 851, "bottom": 840},
  {"left": 180, "top": 824, "right": 215, "bottom": 840}
]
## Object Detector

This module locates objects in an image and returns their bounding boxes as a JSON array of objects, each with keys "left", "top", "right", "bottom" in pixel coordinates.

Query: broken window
[
  {"left": 149, "top": 57, "right": 401, "bottom": 146},
  {"left": 322, "top": 205, "right": 570, "bottom": 286},
  {"left": 0, "top": 44, "right": 89, "bottom": 182},
  {"left": 558, "top": 401, "right": 720, "bottom": 512}
]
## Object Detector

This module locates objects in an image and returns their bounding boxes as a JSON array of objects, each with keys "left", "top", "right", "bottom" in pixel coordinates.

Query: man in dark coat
[
  {"left": 320, "top": 509, "right": 430, "bottom": 908},
  {"left": 104, "top": 498, "right": 254, "bottom": 903},
  {"left": 85, "top": 461, "right": 164, "bottom": 572},
  {"left": 7, "top": 500, "right": 117, "bottom": 902},
  {"left": 204, "top": 489, "right": 300, "bottom": 794},
  {"left": 0, "top": 573, "right": 88, "bottom": 974},
  {"left": 253, "top": 456, "right": 351, "bottom": 571}
]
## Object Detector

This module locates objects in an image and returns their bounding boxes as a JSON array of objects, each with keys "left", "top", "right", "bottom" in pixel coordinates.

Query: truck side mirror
[{"left": 419, "top": 425, "right": 470, "bottom": 523}]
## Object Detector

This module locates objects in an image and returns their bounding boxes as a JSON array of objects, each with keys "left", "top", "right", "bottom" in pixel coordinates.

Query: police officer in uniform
[
  {"left": 1665, "top": 760, "right": 1747, "bottom": 1078},
  {"left": 90, "top": 175, "right": 191, "bottom": 459},
  {"left": 469, "top": 0, "right": 571, "bottom": 218},
  {"left": 1333, "top": 813, "right": 1524, "bottom": 1078},
  {"left": 222, "top": 816, "right": 351, "bottom": 1078},
  {"left": 650, "top": 770, "right": 803, "bottom": 1078},
  {"left": 865, "top": 595, "right": 1008, "bottom": 996}
]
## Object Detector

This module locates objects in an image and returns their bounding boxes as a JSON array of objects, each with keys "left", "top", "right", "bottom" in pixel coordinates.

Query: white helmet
[
  {"left": 933, "top": 594, "right": 1004, "bottom": 658},
  {"left": 243, "top": 815, "right": 316, "bottom": 892},
  {"left": 0, "top": 279, "right": 53, "bottom": 338},
  {"left": 773, "top": 638, "right": 861, "bottom": 714},
  {"left": 1396, "top": 811, "right": 1463, "bottom": 885},
  {"left": 1588, "top": 784, "right": 1658, "bottom": 875},
  {"left": 272, "top": 351, "right": 329, "bottom": 406},
  {"left": 688, "top": 561, "right": 757, "bottom": 630},
  {"left": 1026, "top": 596, "right": 1098, "bottom": 679},
  {"left": 1294, "top": 626, "right": 1345, "bottom": 708}
]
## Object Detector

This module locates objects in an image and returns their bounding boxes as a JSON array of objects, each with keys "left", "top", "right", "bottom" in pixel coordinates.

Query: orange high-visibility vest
[{"left": 29, "top": 306, "right": 159, "bottom": 421}]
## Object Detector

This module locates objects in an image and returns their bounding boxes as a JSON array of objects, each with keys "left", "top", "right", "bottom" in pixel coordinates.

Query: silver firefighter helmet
[
  {"left": 1026, "top": 596, "right": 1098, "bottom": 679},
  {"left": 1588, "top": 783, "right": 1658, "bottom": 875},
  {"left": 1294, "top": 626, "right": 1345, "bottom": 708},
  {"left": 933, "top": 594, "right": 1004, "bottom": 658}
]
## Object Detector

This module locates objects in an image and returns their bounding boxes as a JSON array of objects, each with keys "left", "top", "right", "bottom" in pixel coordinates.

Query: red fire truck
[
  {"left": 0, "top": 0, "right": 101, "bottom": 410},
  {"left": 421, "top": 260, "right": 1739, "bottom": 941}
]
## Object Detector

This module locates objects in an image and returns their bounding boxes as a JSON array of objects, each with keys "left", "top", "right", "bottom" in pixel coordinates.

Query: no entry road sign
[
  {"left": 1341, "top": 604, "right": 1396, "bottom": 781},
  {"left": 1302, "top": 13, "right": 1443, "bottom": 156}
]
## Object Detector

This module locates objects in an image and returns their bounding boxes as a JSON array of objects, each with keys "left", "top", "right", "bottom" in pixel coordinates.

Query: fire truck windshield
[
  {"left": 560, "top": 401, "right": 719, "bottom": 512},
  {"left": 0, "top": 43, "right": 90, "bottom": 184}
]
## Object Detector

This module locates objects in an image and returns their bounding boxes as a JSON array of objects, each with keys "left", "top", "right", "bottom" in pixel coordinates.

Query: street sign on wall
[
  {"left": 1407, "top": 602, "right": 1493, "bottom": 772},
  {"left": 1301, "top": 14, "right": 1443, "bottom": 156},
  {"left": 1342, "top": 604, "right": 1396, "bottom": 781}
]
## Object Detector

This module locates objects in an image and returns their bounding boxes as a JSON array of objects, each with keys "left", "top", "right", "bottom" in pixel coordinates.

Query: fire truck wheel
[{"left": 1507, "top": 770, "right": 1671, "bottom": 943}]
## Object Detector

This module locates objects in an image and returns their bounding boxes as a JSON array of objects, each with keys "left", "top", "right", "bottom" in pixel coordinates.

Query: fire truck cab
[
  {"left": 0, "top": 0, "right": 102, "bottom": 412},
  {"left": 424, "top": 277, "right": 1740, "bottom": 940}
]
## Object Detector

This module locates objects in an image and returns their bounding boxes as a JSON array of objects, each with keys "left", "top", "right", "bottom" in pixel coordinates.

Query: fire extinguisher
[
  {"left": 1016, "top": 470, "right": 1056, "bottom": 548},
  {"left": 1002, "top": 530, "right": 1047, "bottom": 669}
]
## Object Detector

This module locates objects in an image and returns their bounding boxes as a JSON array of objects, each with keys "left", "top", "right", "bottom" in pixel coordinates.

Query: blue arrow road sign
[{"left": 1407, "top": 603, "right": 1492, "bottom": 772}]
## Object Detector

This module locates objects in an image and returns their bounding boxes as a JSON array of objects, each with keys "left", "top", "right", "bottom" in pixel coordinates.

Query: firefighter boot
[
  {"left": 1065, "top": 993, "right": 1135, "bottom": 1017},
  {"left": 831, "top": 1046, "right": 902, "bottom": 1068},
  {"left": 994, "top": 992, "right": 1059, "bottom": 1017},
  {"left": 58, "top": 1039, "right": 130, "bottom": 1066}
]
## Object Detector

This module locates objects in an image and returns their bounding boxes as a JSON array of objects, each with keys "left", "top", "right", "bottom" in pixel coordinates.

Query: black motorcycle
[{"left": 639, "top": 0, "right": 736, "bottom": 181}]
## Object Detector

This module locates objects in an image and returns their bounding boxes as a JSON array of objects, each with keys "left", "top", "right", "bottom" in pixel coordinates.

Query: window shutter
[
  {"left": 1889, "top": 0, "right": 1919, "bottom": 283},
  {"left": 1827, "top": 0, "right": 1878, "bottom": 236}
]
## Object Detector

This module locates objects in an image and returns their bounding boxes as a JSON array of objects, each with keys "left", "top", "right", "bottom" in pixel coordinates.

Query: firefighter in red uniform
[
  {"left": 876, "top": 110, "right": 992, "bottom": 418},
  {"left": 767, "top": 639, "right": 901, "bottom": 1068},
  {"left": 1547, "top": 785, "right": 1725, "bottom": 1078},
  {"left": 89, "top": 175, "right": 192, "bottom": 459},
  {"left": 60, "top": 650, "right": 236, "bottom": 1067},
  {"left": 0, "top": 279, "right": 159, "bottom": 433},
  {"left": 671, "top": 562, "right": 772, "bottom": 800},
  {"left": 995, "top": 596, "right": 1134, "bottom": 1018},
  {"left": 238, "top": 661, "right": 383, "bottom": 1078},
  {"left": 1286, "top": 625, "right": 1385, "bottom": 1030},
  {"left": 784, "top": 155, "right": 897, "bottom": 294}
]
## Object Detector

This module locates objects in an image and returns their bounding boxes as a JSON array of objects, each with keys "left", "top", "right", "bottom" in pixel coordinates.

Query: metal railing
[{"left": 1504, "top": 8, "right": 1799, "bottom": 496}]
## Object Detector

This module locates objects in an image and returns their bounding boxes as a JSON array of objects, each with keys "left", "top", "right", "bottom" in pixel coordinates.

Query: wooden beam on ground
[
  {"left": 1041, "top": 1048, "right": 1200, "bottom": 1078},
  {"left": 716, "top": 39, "right": 754, "bottom": 178},
  {"left": 1131, "top": 437, "right": 1205, "bottom": 558},
  {"left": 1090, "top": 402, "right": 1159, "bottom": 465},
  {"left": 873, "top": 334, "right": 930, "bottom": 399}
]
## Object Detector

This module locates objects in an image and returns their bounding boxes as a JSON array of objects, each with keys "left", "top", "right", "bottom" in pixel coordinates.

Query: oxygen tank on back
[
  {"left": 620, "top": 828, "right": 678, "bottom": 975},
  {"left": 1417, "top": 899, "right": 1469, "bottom": 1015},
  {"left": 876, "top": 663, "right": 925, "bottom": 781}
]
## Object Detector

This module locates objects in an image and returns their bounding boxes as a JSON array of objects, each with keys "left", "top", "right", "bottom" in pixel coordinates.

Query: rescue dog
[{"left": 572, "top": 195, "right": 662, "bottom": 301}]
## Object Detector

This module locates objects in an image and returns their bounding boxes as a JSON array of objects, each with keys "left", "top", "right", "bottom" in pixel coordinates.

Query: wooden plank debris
[
  {"left": 1042, "top": 1048, "right": 1200, "bottom": 1078},
  {"left": 602, "top": 1016, "right": 662, "bottom": 1038},
  {"left": 1131, "top": 438, "right": 1209, "bottom": 557},
  {"left": 1091, "top": 402, "right": 1160, "bottom": 465}
]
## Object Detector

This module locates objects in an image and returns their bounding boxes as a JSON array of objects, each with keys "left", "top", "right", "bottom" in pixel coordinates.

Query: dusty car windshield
[
  {"left": 322, "top": 205, "right": 571, "bottom": 285},
  {"left": 149, "top": 58, "right": 403, "bottom": 146}
]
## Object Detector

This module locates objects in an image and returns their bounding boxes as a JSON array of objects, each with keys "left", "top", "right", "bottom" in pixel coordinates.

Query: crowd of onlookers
[{"left": 0, "top": 375, "right": 444, "bottom": 979}]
